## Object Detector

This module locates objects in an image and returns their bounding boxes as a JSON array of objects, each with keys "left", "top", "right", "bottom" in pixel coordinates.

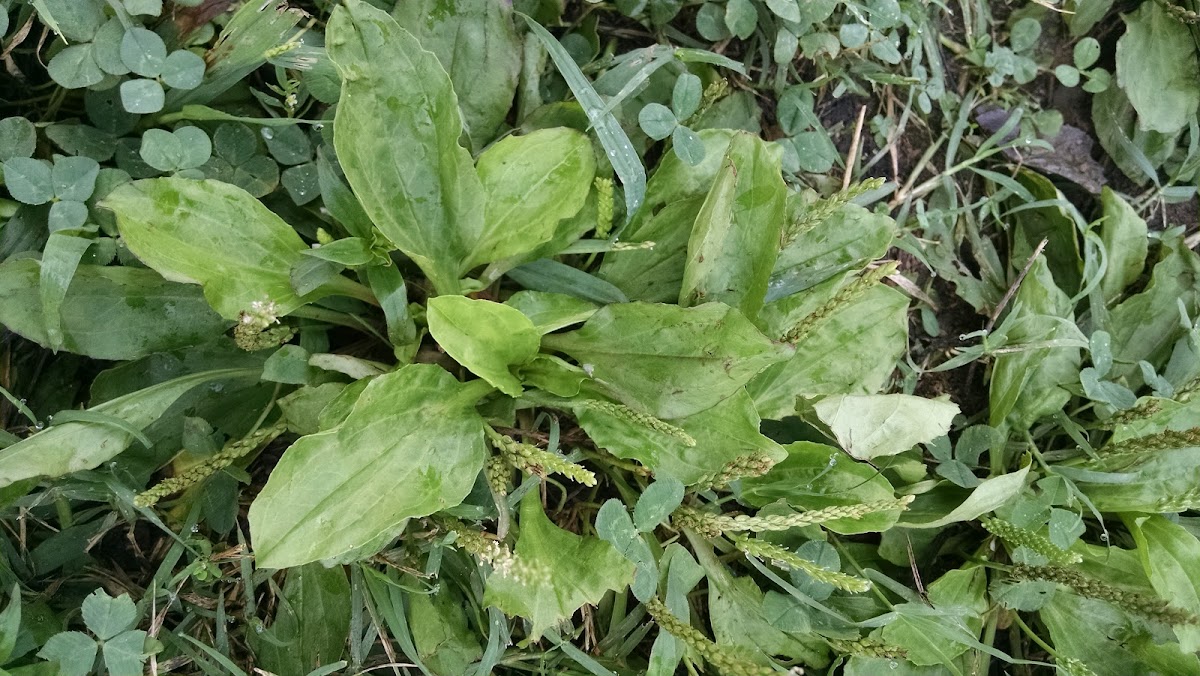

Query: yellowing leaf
[{"left": 814, "top": 394, "right": 959, "bottom": 461}]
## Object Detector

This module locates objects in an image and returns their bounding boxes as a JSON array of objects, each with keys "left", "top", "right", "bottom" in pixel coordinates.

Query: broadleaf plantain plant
[{"left": 0, "top": 0, "right": 932, "bottom": 670}]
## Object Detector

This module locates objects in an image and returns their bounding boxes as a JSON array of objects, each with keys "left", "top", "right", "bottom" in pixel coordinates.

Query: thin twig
[
  {"left": 986, "top": 238, "right": 1048, "bottom": 332},
  {"left": 843, "top": 104, "right": 868, "bottom": 190}
]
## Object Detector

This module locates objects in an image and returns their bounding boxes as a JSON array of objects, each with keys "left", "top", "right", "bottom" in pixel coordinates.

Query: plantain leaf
[
  {"left": 469, "top": 128, "right": 596, "bottom": 268},
  {"left": 0, "top": 260, "right": 228, "bottom": 360},
  {"left": 679, "top": 132, "right": 786, "bottom": 319},
  {"left": 813, "top": 394, "right": 959, "bottom": 461},
  {"left": 542, "top": 301, "right": 788, "bottom": 419},
  {"left": 484, "top": 491, "right": 634, "bottom": 640},
  {"left": 427, "top": 296, "right": 540, "bottom": 396},
  {"left": 0, "top": 369, "right": 258, "bottom": 487},
  {"left": 327, "top": 0, "right": 485, "bottom": 294},
  {"left": 102, "top": 178, "right": 312, "bottom": 319},
  {"left": 249, "top": 365, "right": 490, "bottom": 568},
  {"left": 391, "top": 0, "right": 521, "bottom": 150}
]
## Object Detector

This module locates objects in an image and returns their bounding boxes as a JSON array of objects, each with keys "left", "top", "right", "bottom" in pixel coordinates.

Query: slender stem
[
  {"left": 322, "top": 275, "right": 381, "bottom": 307},
  {"left": 1013, "top": 612, "right": 1057, "bottom": 657}
]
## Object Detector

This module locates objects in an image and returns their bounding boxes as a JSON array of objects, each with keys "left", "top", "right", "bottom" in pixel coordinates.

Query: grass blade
[{"left": 521, "top": 14, "right": 646, "bottom": 228}]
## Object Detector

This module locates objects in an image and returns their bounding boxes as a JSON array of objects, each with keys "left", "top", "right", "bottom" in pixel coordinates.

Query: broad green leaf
[
  {"left": 1116, "top": 2, "right": 1200, "bottom": 134},
  {"left": 813, "top": 394, "right": 959, "bottom": 461},
  {"left": 902, "top": 465, "right": 1030, "bottom": 529},
  {"left": 1042, "top": 592, "right": 1200, "bottom": 676},
  {"left": 161, "top": 49, "right": 206, "bottom": 90},
  {"left": 38, "top": 233, "right": 93, "bottom": 352},
  {"left": 33, "top": 0, "right": 105, "bottom": 42},
  {"left": 639, "top": 103, "right": 677, "bottom": 140},
  {"left": 3, "top": 158, "right": 54, "bottom": 205},
  {"left": 504, "top": 291, "right": 597, "bottom": 334},
  {"left": 0, "top": 368, "right": 256, "bottom": 488},
  {"left": 695, "top": 545, "right": 828, "bottom": 668},
  {"left": 597, "top": 197, "right": 703, "bottom": 302},
  {"left": 741, "top": 441, "right": 901, "bottom": 533},
  {"left": 120, "top": 78, "right": 165, "bottom": 114},
  {"left": 249, "top": 365, "right": 489, "bottom": 568},
  {"left": 485, "top": 492, "right": 634, "bottom": 640},
  {"left": 392, "top": 0, "right": 521, "bottom": 150},
  {"left": 680, "top": 132, "right": 785, "bottom": 319},
  {"left": 634, "top": 478, "right": 685, "bottom": 532},
  {"left": 988, "top": 258, "right": 1083, "bottom": 429},
  {"left": 427, "top": 296, "right": 539, "bottom": 396},
  {"left": 1098, "top": 187, "right": 1148, "bottom": 302},
  {"left": 599, "top": 130, "right": 736, "bottom": 302},
  {"left": 254, "top": 563, "right": 352, "bottom": 673},
  {"left": 1011, "top": 172, "right": 1083, "bottom": 296},
  {"left": 1109, "top": 234, "right": 1200, "bottom": 380},
  {"left": 749, "top": 283, "right": 909, "bottom": 420},
  {"left": 81, "top": 589, "right": 137, "bottom": 640},
  {"left": 1129, "top": 515, "right": 1200, "bottom": 650},
  {"left": 1078, "top": 447, "right": 1200, "bottom": 513},
  {"left": 48, "top": 45, "right": 105, "bottom": 89},
  {"left": 469, "top": 128, "right": 596, "bottom": 268},
  {"left": 769, "top": 201, "right": 896, "bottom": 298},
  {"left": 102, "top": 178, "right": 314, "bottom": 319},
  {"left": 880, "top": 567, "right": 987, "bottom": 665},
  {"left": 120, "top": 27, "right": 166, "bottom": 78},
  {"left": 408, "top": 585, "right": 483, "bottom": 675},
  {"left": 0, "top": 583, "right": 19, "bottom": 663},
  {"left": 596, "top": 499, "right": 657, "bottom": 601},
  {"left": 576, "top": 389, "right": 786, "bottom": 486},
  {"left": 0, "top": 117, "right": 36, "bottom": 162},
  {"left": 100, "top": 630, "right": 148, "bottom": 676},
  {"left": 542, "top": 302, "right": 787, "bottom": 419},
  {"left": 37, "top": 631, "right": 97, "bottom": 676},
  {"left": 327, "top": 0, "right": 486, "bottom": 294}
]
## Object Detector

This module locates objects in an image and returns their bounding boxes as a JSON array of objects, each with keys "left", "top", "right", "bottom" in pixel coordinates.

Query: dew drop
[
  {"left": 889, "top": 661, "right": 899, "bottom": 670},
  {"left": 261, "top": 128, "right": 274, "bottom": 140},
  {"left": 1100, "top": 532, "right": 1109, "bottom": 541},
  {"left": 191, "top": 524, "right": 200, "bottom": 533}
]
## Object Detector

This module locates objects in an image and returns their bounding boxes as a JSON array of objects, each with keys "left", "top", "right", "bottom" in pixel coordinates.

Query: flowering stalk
[
  {"left": 1100, "top": 428, "right": 1200, "bottom": 458},
  {"left": 674, "top": 496, "right": 913, "bottom": 538},
  {"left": 1056, "top": 657, "right": 1098, "bottom": 676},
  {"left": 135, "top": 421, "right": 287, "bottom": 507},
  {"left": 440, "top": 518, "right": 542, "bottom": 584},
  {"left": 644, "top": 597, "right": 775, "bottom": 676},
  {"left": 234, "top": 299, "right": 295, "bottom": 351},
  {"left": 486, "top": 427, "right": 596, "bottom": 487},
  {"left": 980, "top": 518, "right": 1083, "bottom": 565},
  {"left": 780, "top": 262, "right": 898, "bottom": 344},
  {"left": 827, "top": 635, "right": 908, "bottom": 660},
  {"left": 579, "top": 400, "right": 696, "bottom": 446},
  {"left": 1011, "top": 564, "right": 1200, "bottom": 625},
  {"left": 485, "top": 455, "right": 511, "bottom": 496},
  {"left": 728, "top": 533, "right": 871, "bottom": 593},
  {"left": 594, "top": 177, "right": 614, "bottom": 239},
  {"left": 693, "top": 451, "right": 777, "bottom": 491},
  {"left": 782, "top": 177, "right": 886, "bottom": 247}
]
